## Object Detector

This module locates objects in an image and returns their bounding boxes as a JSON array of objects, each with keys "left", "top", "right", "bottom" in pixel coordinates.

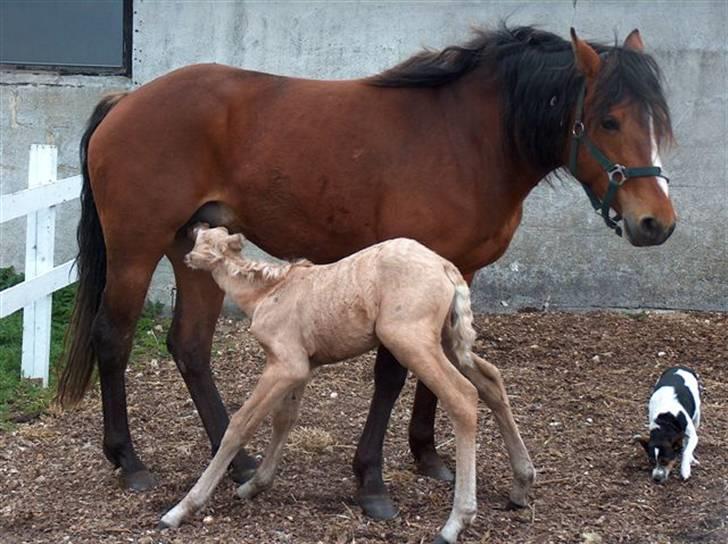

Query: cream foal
[{"left": 160, "top": 225, "right": 534, "bottom": 544}]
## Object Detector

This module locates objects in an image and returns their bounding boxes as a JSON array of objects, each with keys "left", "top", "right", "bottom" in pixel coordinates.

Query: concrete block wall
[{"left": 2, "top": 1, "right": 726, "bottom": 312}]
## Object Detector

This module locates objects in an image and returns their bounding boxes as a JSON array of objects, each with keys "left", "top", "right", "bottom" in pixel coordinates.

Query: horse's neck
[{"left": 447, "top": 72, "right": 555, "bottom": 195}]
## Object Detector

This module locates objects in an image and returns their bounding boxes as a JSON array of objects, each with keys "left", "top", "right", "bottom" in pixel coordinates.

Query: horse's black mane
[{"left": 368, "top": 24, "right": 672, "bottom": 173}]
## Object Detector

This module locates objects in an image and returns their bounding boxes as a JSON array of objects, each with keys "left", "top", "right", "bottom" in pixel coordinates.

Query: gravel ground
[{"left": 1, "top": 311, "right": 726, "bottom": 544}]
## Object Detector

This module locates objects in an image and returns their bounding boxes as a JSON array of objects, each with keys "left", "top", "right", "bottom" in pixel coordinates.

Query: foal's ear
[
  {"left": 225, "top": 233, "right": 245, "bottom": 253},
  {"left": 623, "top": 29, "right": 645, "bottom": 52},
  {"left": 570, "top": 28, "right": 602, "bottom": 79},
  {"left": 189, "top": 222, "right": 210, "bottom": 240}
]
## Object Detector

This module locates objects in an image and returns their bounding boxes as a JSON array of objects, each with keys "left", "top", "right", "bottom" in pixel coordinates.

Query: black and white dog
[{"left": 637, "top": 367, "right": 701, "bottom": 483}]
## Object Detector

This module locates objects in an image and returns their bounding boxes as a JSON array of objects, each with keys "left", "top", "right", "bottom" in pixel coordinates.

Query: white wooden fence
[{"left": 0, "top": 145, "right": 81, "bottom": 386}]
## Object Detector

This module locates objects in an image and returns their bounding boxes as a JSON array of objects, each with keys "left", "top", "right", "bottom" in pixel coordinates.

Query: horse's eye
[{"left": 601, "top": 117, "right": 620, "bottom": 131}]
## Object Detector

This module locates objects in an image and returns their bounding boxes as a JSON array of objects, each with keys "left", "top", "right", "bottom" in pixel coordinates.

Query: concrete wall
[{"left": 2, "top": 0, "right": 726, "bottom": 312}]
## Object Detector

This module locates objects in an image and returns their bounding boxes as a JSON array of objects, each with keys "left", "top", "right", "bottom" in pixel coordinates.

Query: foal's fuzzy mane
[
  {"left": 223, "top": 254, "right": 312, "bottom": 284},
  {"left": 368, "top": 23, "right": 672, "bottom": 174}
]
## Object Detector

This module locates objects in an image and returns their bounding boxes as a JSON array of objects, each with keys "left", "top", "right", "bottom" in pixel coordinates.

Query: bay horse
[
  {"left": 159, "top": 227, "right": 531, "bottom": 543},
  {"left": 56, "top": 24, "right": 676, "bottom": 519}
]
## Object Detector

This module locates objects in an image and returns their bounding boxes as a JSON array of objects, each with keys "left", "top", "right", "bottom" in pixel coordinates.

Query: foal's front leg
[
  {"left": 160, "top": 359, "right": 306, "bottom": 528},
  {"left": 237, "top": 384, "right": 306, "bottom": 499}
]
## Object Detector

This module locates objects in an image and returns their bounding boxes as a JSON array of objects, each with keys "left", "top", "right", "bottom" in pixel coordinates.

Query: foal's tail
[
  {"left": 56, "top": 92, "right": 127, "bottom": 408},
  {"left": 444, "top": 264, "right": 477, "bottom": 367}
]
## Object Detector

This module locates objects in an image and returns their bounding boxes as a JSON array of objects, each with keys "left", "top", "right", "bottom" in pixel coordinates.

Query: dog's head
[
  {"left": 185, "top": 223, "right": 245, "bottom": 271},
  {"left": 635, "top": 412, "right": 686, "bottom": 483}
]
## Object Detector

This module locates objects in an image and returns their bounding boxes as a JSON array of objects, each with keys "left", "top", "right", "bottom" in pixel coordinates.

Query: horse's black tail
[{"left": 55, "top": 92, "right": 127, "bottom": 408}]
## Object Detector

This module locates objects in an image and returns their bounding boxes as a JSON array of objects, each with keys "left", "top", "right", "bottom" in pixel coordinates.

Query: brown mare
[{"left": 57, "top": 25, "right": 676, "bottom": 519}]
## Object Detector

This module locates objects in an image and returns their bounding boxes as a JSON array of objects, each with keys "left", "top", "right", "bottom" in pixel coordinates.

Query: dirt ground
[{"left": 1, "top": 311, "right": 726, "bottom": 544}]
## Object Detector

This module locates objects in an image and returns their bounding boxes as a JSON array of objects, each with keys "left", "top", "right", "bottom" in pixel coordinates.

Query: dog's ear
[
  {"left": 633, "top": 434, "right": 650, "bottom": 453},
  {"left": 225, "top": 233, "right": 245, "bottom": 253}
]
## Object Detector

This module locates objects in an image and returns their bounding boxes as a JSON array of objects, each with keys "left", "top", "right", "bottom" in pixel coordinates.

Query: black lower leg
[
  {"left": 409, "top": 380, "right": 453, "bottom": 481},
  {"left": 94, "top": 308, "right": 155, "bottom": 491},
  {"left": 352, "top": 346, "right": 407, "bottom": 520}
]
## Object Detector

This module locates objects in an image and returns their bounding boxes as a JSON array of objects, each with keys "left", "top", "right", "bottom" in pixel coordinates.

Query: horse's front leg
[
  {"left": 352, "top": 346, "right": 407, "bottom": 520},
  {"left": 167, "top": 242, "right": 258, "bottom": 483}
]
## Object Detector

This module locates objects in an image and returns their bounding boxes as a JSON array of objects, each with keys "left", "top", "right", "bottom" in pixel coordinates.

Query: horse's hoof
[
  {"left": 122, "top": 469, "right": 157, "bottom": 491},
  {"left": 230, "top": 466, "right": 257, "bottom": 484},
  {"left": 356, "top": 492, "right": 399, "bottom": 520},
  {"left": 229, "top": 452, "right": 258, "bottom": 484},
  {"left": 432, "top": 535, "right": 451, "bottom": 544},
  {"left": 505, "top": 499, "right": 527, "bottom": 510},
  {"left": 157, "top": 520, "right": 171, "bottom": 531},
  {"left": 416, "top": 457, "right": 454, "bottom": 482}
]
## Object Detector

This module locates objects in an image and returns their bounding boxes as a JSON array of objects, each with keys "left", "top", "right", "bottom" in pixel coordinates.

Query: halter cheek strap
[{"left": 568, "top": 81, "right": 669, "bottom": 237}]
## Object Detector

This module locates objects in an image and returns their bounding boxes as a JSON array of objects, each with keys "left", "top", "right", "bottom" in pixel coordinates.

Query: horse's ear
[
  {"left": 623, "top": 29, "right": 645, "bottom": 52},
  {"left": 226, "top": 233, "right": 245, "bottom": 252},
  {"left": 570, "top": 28, "right": 601, "bottom": 79}
]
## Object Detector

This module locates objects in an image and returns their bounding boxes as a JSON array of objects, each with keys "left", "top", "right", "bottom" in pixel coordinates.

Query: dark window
[{"left": 0, "top": 0, "right": 132, "bottom": 75}]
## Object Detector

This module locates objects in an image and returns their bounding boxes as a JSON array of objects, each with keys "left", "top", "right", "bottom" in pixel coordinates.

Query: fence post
[{"left": 21, "top": 144, "right": 57, "bottom": 386}]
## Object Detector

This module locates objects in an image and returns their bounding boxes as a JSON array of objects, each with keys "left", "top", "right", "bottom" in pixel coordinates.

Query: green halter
[{"left": 568, "top": 81, "right": 668, "bottom": 237}]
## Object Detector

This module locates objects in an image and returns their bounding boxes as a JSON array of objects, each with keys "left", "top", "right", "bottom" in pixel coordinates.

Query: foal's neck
[{"left": 211, "top": 255, "right": 291, "bottom": 316}]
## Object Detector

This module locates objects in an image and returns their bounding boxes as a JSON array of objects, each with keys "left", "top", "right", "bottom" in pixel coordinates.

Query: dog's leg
[{"left": 680, "top": 421, "right": 699, "bottom": 479}]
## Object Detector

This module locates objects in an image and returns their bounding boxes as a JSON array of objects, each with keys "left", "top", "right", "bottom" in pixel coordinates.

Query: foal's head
[
  {"left": 185, "top": 224, "right": 244, "bottom": 271},
  {"left": 568, "top": 29, "right": 676, "bottom": 246}
]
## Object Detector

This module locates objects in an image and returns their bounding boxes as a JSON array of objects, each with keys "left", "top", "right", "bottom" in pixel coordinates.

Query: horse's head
[
  {"left": 568, "top": 29, "right": 676, "bottom": 246},
  {"left": 185, "top": 223, "right": 245, "bottom": 270}
]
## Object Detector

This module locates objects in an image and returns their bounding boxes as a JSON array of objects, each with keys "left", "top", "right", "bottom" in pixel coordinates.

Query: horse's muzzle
[{"left": 625, "top": 216, "right": 676, "bottom": 247}]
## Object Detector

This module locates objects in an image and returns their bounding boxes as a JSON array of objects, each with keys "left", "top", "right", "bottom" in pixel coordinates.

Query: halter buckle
[
  {"left": 608, "top": 164, "right": 627, "bottom": 186},
  {"left": 572, "top": 121, "right": 585, "bottom": 137}
]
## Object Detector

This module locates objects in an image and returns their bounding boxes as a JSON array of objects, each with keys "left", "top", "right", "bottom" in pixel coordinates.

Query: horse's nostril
[{"left": 640, "top": 216, "right": 659, "bottom": 236}]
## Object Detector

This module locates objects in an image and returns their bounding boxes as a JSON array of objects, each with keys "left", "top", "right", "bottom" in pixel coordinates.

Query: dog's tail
[{"left": 444, "top": 263, "right": 476, "bottom": 368}]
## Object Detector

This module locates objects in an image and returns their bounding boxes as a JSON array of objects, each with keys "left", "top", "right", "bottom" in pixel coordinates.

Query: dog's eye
[{"left": 601, "top": 117, "right": 620, "bottom": 131}]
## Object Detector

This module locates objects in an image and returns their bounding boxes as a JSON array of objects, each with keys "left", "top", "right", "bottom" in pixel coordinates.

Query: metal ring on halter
[
  {"left": 608, "top": 164, "right": 627, "bottom": 185},
  {"left": 572, "top": 121, "right": 585, "bottom": 137}
]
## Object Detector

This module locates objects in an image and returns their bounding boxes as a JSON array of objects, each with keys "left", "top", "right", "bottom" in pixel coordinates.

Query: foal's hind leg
[
  {"left": 167, "top": 241, "right": 257, "bottom": 482},
  {"left": 94, "top": 257, "right": 161, "bottom": 490},
  {"left": 456, "top": 354, "right": 535, "bottom": 507},
  {"left": 236, "top": 383, "right": 306, "bottom": 499},
  {"left": 380, "top": 333, "right": 479, "bottom": 544}
]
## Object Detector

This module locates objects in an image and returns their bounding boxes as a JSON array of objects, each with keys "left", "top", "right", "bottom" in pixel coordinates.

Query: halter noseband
[{"left": 567, "top": 80, "right": 669, "bottom": 237}]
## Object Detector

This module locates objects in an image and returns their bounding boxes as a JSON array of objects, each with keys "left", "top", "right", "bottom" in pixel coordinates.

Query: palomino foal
[{"left": 160, "top": 225, "right": 534, "bottom": 544}]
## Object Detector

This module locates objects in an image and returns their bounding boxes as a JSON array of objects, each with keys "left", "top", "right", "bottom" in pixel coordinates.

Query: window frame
[{"left": 0, "top": 0, "right": 133, "bottom": 77}]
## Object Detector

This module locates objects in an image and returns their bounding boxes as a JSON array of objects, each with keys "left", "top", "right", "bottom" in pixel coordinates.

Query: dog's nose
[{"left": 651, "top": 467, "right": 668, "bottom": 484}]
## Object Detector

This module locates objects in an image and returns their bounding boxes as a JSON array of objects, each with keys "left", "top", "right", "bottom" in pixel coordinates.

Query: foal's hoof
[
  {"left": 432, "top": 535, "right": 452, "bottom": 544},
  {"left": 416, "top": 456, "right": 455, "bottom": 483},
  {"left": 156, "top": 520, "right": 172, "bottom": 531},
  {"left": 356, "top": 492, "right": 399, "bottom": 520},
  {"left": 122, "top": 469, "right": 157, "bottom": 491}
]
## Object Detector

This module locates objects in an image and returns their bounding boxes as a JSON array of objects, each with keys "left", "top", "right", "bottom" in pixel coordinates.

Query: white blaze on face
[{"left": 650, "top": 117, "right": 669, "bottom": 196}]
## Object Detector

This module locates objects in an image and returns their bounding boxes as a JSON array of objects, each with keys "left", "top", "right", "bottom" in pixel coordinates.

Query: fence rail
[{"left": 0, "top": 145, "right": 79, "bottom": 386}]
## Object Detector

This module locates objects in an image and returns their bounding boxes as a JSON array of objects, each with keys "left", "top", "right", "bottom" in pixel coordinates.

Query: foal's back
[{"left": 250, "top": 238, "right": 459, "bottom": 364}]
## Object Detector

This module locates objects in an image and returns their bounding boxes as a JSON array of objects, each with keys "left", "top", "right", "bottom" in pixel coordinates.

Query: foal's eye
[{"left": 601, "top": 117, "right": 620, "bottom": 131}]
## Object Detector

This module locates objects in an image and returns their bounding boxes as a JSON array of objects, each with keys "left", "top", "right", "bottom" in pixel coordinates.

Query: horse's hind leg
[
  {"left": 94, "top": 256, "right": 161, "bottom": 490},
  {"left": 236, "top": 383, "right": 306, "bottom": 499},
  {"left": 166, "top": 240, "right": 258, "bottom": 482}
]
